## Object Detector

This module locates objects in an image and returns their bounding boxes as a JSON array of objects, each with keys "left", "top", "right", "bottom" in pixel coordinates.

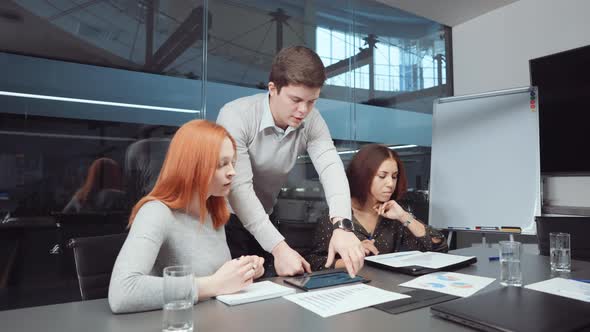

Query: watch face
[{"left": 341, "top": 218, "right": 354, "bottom": 230}]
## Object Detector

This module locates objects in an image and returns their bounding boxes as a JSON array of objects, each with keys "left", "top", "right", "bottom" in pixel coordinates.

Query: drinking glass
[
  {"left": 550, "top": 232, "right": 571, "bottom": 272},
  {"left": 163, "top": 265, "right": 194, "bottom": 332},
  {"left": 499, "top": 241, "right": 523, "bottom": 287}
]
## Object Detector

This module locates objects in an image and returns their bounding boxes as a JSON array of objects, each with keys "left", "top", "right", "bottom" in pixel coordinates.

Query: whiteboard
[{"left": 428, "top": 87, "right": 541, "bottom": 235}]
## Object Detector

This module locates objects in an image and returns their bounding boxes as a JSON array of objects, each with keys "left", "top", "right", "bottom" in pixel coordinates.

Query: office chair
[
  {"left": 53, "top": 212, "right": 128, "bottom": 279},
  {"left": 67, "top": 233, "right": 127, "bottom": 300}
]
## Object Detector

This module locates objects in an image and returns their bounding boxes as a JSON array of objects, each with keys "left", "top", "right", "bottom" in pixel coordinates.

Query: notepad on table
[{"left": 216, "top": 281, "right": 296, "bottom": 306}]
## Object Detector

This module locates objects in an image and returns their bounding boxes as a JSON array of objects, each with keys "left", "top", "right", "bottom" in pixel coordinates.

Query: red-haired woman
[
  {"left": 306, "top": 144, "right": 447, "bottom": 271},
  {"left": 109, "top": 120, "right": 264, "bottom": 313}
]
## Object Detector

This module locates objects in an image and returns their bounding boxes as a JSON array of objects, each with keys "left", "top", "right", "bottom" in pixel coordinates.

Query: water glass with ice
[
  {"left": 550, "top": 232, "right": 571, "bottom": 272},
  {"left": 163, "top": 265, "right": 194, "bottom": 332},
  {"left": 499, "top": 241, "right": 523, "bottom": 287}
]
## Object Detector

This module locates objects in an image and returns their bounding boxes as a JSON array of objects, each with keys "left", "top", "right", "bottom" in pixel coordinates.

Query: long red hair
[{"left": 128, "top": 120, "right": 236, "bottom": 229}]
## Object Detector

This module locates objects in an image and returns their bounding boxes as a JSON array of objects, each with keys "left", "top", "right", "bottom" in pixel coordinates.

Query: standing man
[{"left": 217, "top": 46, "right": 364, "bottom": 277}]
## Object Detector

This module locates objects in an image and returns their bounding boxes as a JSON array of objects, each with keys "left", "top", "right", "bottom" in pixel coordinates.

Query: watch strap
[
  {"left": 403, "top": 213, "right": 414, "bottom": 227},
  {"left": 333, "top": 218, "right": 354, "bottom": 232}
]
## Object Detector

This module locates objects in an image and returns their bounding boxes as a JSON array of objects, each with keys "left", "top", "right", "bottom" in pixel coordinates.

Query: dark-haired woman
[{"left": 306, "top": 144, "right": 447, "bottom": 271}]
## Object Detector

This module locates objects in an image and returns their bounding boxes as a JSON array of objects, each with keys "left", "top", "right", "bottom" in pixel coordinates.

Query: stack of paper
[
  {"left": 525, "top": 278, "right": 590, "bottom": 302},
  {"left": 399, "top": 272, "right": 495, "bottom": 297},
  {"left": 283, "top": 283, "right": 410, "bottom": 317},
  {"left": 216, "top": 281, "right": 296, "bottom": 306}
]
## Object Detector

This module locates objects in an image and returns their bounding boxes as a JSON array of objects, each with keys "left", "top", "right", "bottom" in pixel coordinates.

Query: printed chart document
[
  {"left": 283, "top": 283, "right": 409, "bottom": 318},
  {"left": 525, "top": 278, "right": 590, "bottom": 303},
  {"left": 216, "top": 281, "right": 295, "bottom": 306},
  {"left": 365, "top": 251, "right": 475, "bottom": 269},
  {"left": 399, "top": 272, "right": 495, "bottom": 297}
]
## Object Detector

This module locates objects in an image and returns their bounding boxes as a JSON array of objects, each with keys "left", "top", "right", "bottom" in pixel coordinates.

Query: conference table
[{"left": 2, "top": 247, "right": 589, "bottom": 332}]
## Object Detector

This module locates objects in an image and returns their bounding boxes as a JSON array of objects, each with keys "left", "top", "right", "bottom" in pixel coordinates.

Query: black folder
[{"left": 365, "top": 252, "right": 477, "bottom": 276}]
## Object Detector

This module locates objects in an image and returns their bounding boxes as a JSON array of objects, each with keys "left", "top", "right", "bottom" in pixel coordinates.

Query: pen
[
  {"left": 448, "top": 227, "right": 471, "bottom": 230},
  {"left": 488, "top": 256, "right": 499, "bottom": 261},
  {"left": 574, "top": 279, "right": 590, "bottom": 284}
]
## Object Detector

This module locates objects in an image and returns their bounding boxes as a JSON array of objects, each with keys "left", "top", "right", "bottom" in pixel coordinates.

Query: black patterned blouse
[{"left": 305, "top": 214, "right": 448, "bottom": 271}]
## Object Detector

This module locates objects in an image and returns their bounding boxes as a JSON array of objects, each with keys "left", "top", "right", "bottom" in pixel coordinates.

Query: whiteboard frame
[{"left": 428, "top": 87, "right": 541, "bottom": 235}]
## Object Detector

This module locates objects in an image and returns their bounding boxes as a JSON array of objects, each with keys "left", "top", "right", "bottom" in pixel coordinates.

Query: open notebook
[{"left": 216, "top": 281, "right": 296, "bottom": 306}]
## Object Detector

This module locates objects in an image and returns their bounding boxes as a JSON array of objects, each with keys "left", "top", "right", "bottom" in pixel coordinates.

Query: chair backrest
[
  {"left": 278, "top": 220, "right": 317, "bottom": 257},
  {"left": 67, "top": 233, "right": 127, "bottom": 300},
  {"left": 535, "top": 216, "right": 590, "bottom": 261}
]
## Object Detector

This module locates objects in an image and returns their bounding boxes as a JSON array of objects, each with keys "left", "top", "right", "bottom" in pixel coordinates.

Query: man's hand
[
  {"left": 325, "top": 229, "right": 365, "bottom": 277},
  {"left": 272, "top": 241, "right": 311, "bottom": 276}
]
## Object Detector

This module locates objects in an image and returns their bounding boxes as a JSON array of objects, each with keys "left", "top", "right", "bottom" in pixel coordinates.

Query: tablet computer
[{"left": 283, "top": 269, "right": 370, "bottom": 291}]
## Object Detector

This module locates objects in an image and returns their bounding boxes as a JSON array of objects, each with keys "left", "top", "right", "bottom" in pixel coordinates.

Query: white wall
[{"left": 453, "top": 0, "right": 590, "bottom": 209}]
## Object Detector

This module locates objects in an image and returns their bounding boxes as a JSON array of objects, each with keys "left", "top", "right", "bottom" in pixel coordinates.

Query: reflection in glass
[
  {"left": 125, "top": 137, "right": 171, "bottom": 206},
  {"left": 63, "top": 158, "right": 126, "bottom": 214},
  {"left": 9, "top": 0, "right": 206, "bottom": 79}
]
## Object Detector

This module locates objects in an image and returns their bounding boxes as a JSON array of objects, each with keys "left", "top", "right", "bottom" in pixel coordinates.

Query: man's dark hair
[{"left": 269, "top": 46, "right": 326, "bottom": 93}]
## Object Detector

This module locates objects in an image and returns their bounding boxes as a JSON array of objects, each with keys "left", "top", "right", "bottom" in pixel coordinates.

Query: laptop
[
  {"left": 535, "top": 216, "right": 590, "bottom": 260},
  {"left": 431, "top": 287, "right": 590, "bottom": 332}
]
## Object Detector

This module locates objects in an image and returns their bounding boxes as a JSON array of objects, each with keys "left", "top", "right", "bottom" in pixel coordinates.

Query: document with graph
[{"left": 399, "top": 272, "right": 495, "bottom": 297}]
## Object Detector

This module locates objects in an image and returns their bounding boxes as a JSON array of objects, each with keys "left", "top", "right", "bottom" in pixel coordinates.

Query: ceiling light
[{"left": 0, "top": 91, "right": 200, "bottom": 114}]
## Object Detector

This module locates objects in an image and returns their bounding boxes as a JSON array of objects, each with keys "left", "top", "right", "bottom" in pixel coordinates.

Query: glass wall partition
[
  {"left": 0, "top": 0, "right": 205, "bottom": 310},
  {"left": 0, "top": 0, "right": 451, "bottom": 310},
  {"left": 201, "top": 0, "right": 452, "bottom": 253}
]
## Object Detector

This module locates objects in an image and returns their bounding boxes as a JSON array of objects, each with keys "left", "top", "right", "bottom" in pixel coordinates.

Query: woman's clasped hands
[{"left": 212, "top": 255, "right": 264, "bottom": 295}]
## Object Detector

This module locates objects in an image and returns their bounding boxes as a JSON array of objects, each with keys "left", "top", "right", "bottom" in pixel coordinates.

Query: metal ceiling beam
[
  {"left": 325, "top": 48, "right": 372, "bottom": 78},
  {"left": 48, "top": 0, "right": 104, "bottom": 21},
  {"left": 147, "top": 6, "right": 211, "bottom": 72},
  {"left": 145, "top": 0, "right": 158, "bottom": 65},
  {"left": 269, "top": 8, "right": 289, "bottom": 54}
]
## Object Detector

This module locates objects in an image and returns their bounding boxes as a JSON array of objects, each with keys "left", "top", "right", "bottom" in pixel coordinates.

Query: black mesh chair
[{"left": 67, "top": 233, "right": 127, "bottom": 300}]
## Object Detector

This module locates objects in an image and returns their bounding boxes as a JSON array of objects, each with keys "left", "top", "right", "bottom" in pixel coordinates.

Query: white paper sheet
[
  {"left": 365, "top": 251, "right": 475, "bottom": 269},
  {"left": 283, "top": 284, "right": 409, "bottom": 318},
  {"left": 216, "top": 281, "right": 295, "bottom": 306},
  {"left": 525, "top": 278, "right": 590, "bottom": 303},
  {"left": 399, "top": 272, "right": 495, "bottom": 297}
]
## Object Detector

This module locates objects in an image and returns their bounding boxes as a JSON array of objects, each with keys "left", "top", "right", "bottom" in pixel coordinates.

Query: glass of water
[
  {"left": 163, "top": 265, "right": 194, "bottom": 332},
  {"left": 550, "top": 232, "right": 571, "bottom": 272},
  {"left": 499, "top": 241, "right": 523, "bottom": 287}
]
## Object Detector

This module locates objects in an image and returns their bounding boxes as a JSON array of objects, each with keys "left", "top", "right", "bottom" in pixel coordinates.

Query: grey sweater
[
  {"left": 217, "top": 93, "right": 351, "bottom": 252},
  {"left": 108, "top": 200, "right": 231, "bottom": 313}
]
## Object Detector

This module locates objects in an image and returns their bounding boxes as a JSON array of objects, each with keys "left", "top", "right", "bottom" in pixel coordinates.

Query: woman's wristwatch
[{"left": 402, "top": 213, "right": 414, "bottom": 227}]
